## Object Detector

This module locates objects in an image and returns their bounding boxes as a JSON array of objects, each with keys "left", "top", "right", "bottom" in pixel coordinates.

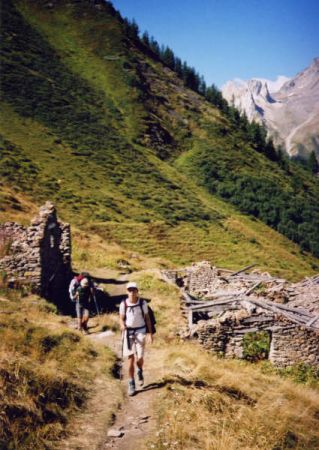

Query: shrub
[{"left": 242, "top": 331, "right": 271, "bottom": 362}]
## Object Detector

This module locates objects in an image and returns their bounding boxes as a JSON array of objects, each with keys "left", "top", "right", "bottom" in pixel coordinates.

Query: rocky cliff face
[{"left": 222, "top": 58, "right": 319, "bottom": 159}]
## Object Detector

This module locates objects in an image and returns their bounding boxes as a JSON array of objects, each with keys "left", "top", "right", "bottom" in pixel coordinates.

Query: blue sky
[{"left": 111, "top": 0, "right": 319, "bottom": 88}]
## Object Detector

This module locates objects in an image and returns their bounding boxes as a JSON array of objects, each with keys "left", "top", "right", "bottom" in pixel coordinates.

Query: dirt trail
[
  {"left": 62, "top": 269, "right": 161, "bottom": 450},
  {"left": 99, "top": 346, "right": 158, "bottom": 450},
  {"left": 95, "top": 270, "right": 159, "bottom": 450}
]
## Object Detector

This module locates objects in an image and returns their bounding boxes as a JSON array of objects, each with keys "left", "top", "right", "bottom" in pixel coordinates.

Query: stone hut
[
  {"left": 192, "top": 302, "right": 319, "bottom": 368},
  {"left": 162, "top": 261, "right": 319, "bottom": 368},
  {"left": 0, "top": 202, "right": 72, "bottom": 307}
]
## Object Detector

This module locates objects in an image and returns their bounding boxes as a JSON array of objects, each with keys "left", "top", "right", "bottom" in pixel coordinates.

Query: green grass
[
  {"left": 0, "top": 0, "right": 319, "bottom": 278},
  {"left": 87, "top": 218, "right": 319, "bottom": 281},
  {"left": 175, "top": 128, "right": 319, "bottom": 256}
]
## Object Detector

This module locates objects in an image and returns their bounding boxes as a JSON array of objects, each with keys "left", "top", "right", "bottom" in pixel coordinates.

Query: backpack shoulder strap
[
  {"left": 120, "top": 299, "right": 128, "bottom": 318},
  {"left": 139, "top": 299, "right": 145, "bottom": 319}
]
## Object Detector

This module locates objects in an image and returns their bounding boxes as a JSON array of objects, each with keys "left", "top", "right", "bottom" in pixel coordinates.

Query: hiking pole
[
  {"left": 93, "top": 293, "right": 100, "bottom": 316},
  {"left": 119, "top": 329, "right": 125, "bottom": 381}
]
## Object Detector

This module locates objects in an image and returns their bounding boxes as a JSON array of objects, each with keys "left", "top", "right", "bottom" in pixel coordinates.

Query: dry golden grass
[
  {"left": 0, "top": 294, "right": 122, "bottom": 450},
  {"left": 1, "top": 218, "right": 319, "bottom": 450},
  {"left": 148, "top": 343, "right": 319, "bottom": 450}
]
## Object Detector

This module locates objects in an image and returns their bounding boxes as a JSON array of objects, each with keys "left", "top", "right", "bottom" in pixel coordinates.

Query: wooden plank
[
  {"left": 191, "top": 306, "right": 238, "bottom": 313},
  {"left": 183, "top": 300, "right": 207, "bottom": 305},
  {"left": 215, "top": 267, "right": 235, "bottom": 273},
  {"left": 244, "top": 282, "right": 262, "bottom": 296},
  {"left": 220, "top": 276, "right": 230, "bottom": 284},
  {"left": 229, "top": 263, "right": 257, "bottom": 277},
  {"left": 205, "top": 291, "right": 247, "bottom": 299},
  {"left": 271, "top": 303, "right": 312, "bottom": 318},
  {"left": 246, "top": 299, "right": 308, "bottom": 325},
  {"left": 188, "top": 309, "right": 193, "bottom": 328},
  {"left": 306, "top": 315, "right": 319, "bottom": 327},
  {"left": 181, "top": 292, "right": 206, "bottom": 305},
  {"left": 234, "top": 275, "right": 286, "bottom": 282},
  {"left": 189, "top": 298, "right": 242, "bottom": 310}
]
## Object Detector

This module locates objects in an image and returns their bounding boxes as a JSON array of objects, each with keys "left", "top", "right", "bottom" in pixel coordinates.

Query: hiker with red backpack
[
  {"left": 119, "top": 281, "right": 155, "bottom": 396},
  {"left": 75, "top": 277, "right": 93, "bottom": 333},
  {"left": 69, "top": 273, "right": 97, "bottom": 333}
]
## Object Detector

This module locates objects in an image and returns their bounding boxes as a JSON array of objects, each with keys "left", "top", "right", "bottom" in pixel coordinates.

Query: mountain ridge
[{"left": 222, "top": 58, "right": 319, "bottom": 159}]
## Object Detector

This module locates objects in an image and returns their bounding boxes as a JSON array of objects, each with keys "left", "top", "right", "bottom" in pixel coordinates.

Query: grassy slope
[
  {"left": 2, "top": 228, "right": 319, "bottom": 450},
  {"left": 0, "top": 0, "right": 319, "bottom": 281},
  {"left": 0, "top": 289, "right": 122, "bottom": 450}
]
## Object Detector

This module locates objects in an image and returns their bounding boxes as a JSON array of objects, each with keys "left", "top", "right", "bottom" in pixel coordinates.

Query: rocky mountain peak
[{"left": 222, "top": 58, "right": 319, "bottom": 158}]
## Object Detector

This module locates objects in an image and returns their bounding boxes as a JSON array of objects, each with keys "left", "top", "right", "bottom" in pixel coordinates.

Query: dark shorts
[{"left": 75, "top": 302, "right": 89, "bottom": 319}]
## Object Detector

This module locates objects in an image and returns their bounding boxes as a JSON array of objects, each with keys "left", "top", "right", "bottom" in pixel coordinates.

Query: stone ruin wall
[
  {"left": 163, "top": 261, "right": 319, "bottom": 368},
  {"left": 194, "top": 312, "right": 319, "bottom": 368},
  {"left": 163, "top": 261, "right": 228, "bottom": 293},
  {"left": 0, "top": 202, "right": 72, "bottom": 304}
]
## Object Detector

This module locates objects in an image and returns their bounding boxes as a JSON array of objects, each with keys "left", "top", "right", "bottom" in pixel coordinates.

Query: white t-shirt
[{"left": 120, "top": 298, "right": 148, "bottom": 328}]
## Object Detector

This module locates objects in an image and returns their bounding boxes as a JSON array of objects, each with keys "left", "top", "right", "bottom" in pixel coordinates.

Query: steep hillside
[{"left": 1, "top": 0, "right": 319, "bottom": 276}]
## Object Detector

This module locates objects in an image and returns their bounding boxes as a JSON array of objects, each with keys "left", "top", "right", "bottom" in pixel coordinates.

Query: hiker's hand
[
  {"left": 120, "top": 323, "right": 126, "bottom": 332},
  {"left": 147, "top": 333, "right": 153, "bottom": 344}
]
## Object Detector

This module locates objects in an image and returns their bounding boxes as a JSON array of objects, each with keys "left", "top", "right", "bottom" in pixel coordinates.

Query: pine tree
[
  {"left": 198, "top": 75, "right": 207, "bottom": 96},
  {"left": 308, "top": 151, "right": 319, "bottom": 174},
  {"left": 141, "top": 31, "right": 150, "bottom": 47},
  {"left": 162, "top": 46, "right": 175, "bottom": 70},
  {"left": 174, "top": 57, "right": 183, "bottom": 77},
  {"left": 149, "top": 37, "right": 160, "bottom": 56},
  {"left": 264, "top": 138, "right": 278, "bottom": 161},
  {"left": 205, "top": 84, "right": 227, "bottom": 111},
  {"left": 124, "top": 18, "right": 139, "bottom": 40}
]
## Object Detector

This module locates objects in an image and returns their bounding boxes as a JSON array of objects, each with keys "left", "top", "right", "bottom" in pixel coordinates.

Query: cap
[
  {"left": 81, "top": 278, "right": 89, "bottom": 287},
  {"left": 127, "top": 281, "right": 138, "bottom": 290}
]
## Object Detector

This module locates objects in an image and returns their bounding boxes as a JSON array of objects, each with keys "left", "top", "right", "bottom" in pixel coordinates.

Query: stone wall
[
  {"left": 193, "top": 309, "right": 319, "bottom": 368},
  {"left": 162, "top": 261, "right": 231, "bottom": 293},
  {"left": 0, "top": 202, "right": 72, "bottom": 306}
]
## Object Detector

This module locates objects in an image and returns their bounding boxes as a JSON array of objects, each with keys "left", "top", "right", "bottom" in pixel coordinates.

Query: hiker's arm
[
  {"left": 145, "top": 314, "right": 153, "bottom": 344},
  {"left": 119, "top": 314, "right": 126, "bottom": 331},
  {"left": 144, "top": 313, "right": 152, "bottom": 333}
]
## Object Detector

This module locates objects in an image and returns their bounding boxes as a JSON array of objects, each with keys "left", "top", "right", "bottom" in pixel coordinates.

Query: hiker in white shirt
[{"left": 119, "top": 281, "right": 153, "bottom": 396}]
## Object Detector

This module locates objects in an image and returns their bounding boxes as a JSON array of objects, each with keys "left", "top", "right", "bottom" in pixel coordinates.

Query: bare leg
[
  {"left": 136, "top": 357, "right": 144, "bottom": 370},
  {"left": 82, "top": 314, "right": 89, "bottom": 333},
  {"left": 128, "top": 354, "right": 135, "bottom": 379}
]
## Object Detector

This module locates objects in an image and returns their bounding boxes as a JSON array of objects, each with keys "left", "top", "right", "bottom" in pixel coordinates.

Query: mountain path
[
  {"left": 61, "top": 270, "right": 161, "bottom": 450},
  {"left": 92, "top": 272, "right": 158, "bottom": 450}
]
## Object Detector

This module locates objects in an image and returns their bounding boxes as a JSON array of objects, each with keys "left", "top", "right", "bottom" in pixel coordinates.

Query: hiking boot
[
  {"left": 137, "top": 368, "right": 144, "bottom": 386},
  {"left": 128, "top": 379, "right": 136, "bottom": 396}
]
